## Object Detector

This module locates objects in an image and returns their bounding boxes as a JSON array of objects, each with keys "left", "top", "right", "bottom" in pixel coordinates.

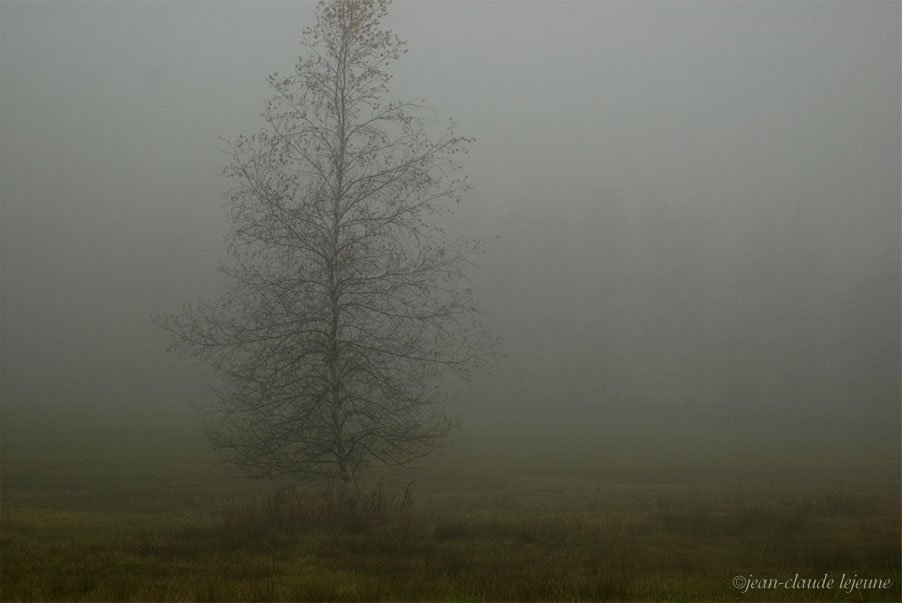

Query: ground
[{"left": 1, "top": 418, "right": 899, "bottom": 601}]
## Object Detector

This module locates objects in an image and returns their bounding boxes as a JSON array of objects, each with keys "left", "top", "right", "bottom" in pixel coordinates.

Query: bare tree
[{"left": 154, "top": 0, "right": 497, "bottom": 507}]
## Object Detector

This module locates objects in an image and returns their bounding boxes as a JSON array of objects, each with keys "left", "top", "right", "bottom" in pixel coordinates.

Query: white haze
[{"left": 1, "top": 1, "right": 899, "bottom": 449}]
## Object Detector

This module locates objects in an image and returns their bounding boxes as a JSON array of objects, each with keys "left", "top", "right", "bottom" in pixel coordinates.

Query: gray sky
[{"left": 2, "top": 1, "right": 899, "bottom": 440}]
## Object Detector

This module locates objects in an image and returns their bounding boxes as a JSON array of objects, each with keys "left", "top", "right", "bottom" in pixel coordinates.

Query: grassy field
[{"left": 1, "top": 418, "right": 899, "bottom": 601}]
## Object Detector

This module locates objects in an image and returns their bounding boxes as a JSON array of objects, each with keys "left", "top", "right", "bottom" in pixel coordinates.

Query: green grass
[{"left": 1, "top": 420, "right": 899, "bottom": 601}]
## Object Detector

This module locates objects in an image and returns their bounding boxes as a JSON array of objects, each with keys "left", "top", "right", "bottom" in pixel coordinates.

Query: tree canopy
[{"left": 155, "top": 0, "right": 498, "bottom": 505}]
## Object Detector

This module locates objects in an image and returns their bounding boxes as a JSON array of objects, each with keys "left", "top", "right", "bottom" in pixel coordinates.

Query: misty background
[{"left": 2, "top": 1, "right": 899, "bottom": 456}]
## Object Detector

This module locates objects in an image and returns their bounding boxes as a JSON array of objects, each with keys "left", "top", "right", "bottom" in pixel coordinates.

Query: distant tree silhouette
[{"left": 155, "top": 0, "right": 498, "bottom": 508}]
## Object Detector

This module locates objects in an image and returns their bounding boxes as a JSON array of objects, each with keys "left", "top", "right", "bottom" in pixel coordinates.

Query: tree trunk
[{"left": 339, "top": 459, "right": 357, "bottom": 511}]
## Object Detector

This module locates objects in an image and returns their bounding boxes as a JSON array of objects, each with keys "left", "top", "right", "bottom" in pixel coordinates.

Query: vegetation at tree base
[{"left": 154, "top": 0, "right": 498, "bottom": 507}]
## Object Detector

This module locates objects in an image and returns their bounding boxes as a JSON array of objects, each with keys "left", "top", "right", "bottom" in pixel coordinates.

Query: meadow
[{"left": 1, "top": 416, "right": 899, "bottom": 601}]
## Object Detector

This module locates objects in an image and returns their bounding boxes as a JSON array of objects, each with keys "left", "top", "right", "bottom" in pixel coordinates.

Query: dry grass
[{"left": 1, "top": 423, "right": 899, "bottom": 601}]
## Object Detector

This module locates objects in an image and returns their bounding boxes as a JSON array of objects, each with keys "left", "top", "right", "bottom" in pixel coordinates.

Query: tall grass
[{"left": 1, "top": 422, "right": 899, "bottom": 601}]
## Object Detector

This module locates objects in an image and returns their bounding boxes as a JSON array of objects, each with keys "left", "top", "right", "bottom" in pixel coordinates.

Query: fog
[{"left": 2, "top": 0, "right": 899, "bottom": 456}]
